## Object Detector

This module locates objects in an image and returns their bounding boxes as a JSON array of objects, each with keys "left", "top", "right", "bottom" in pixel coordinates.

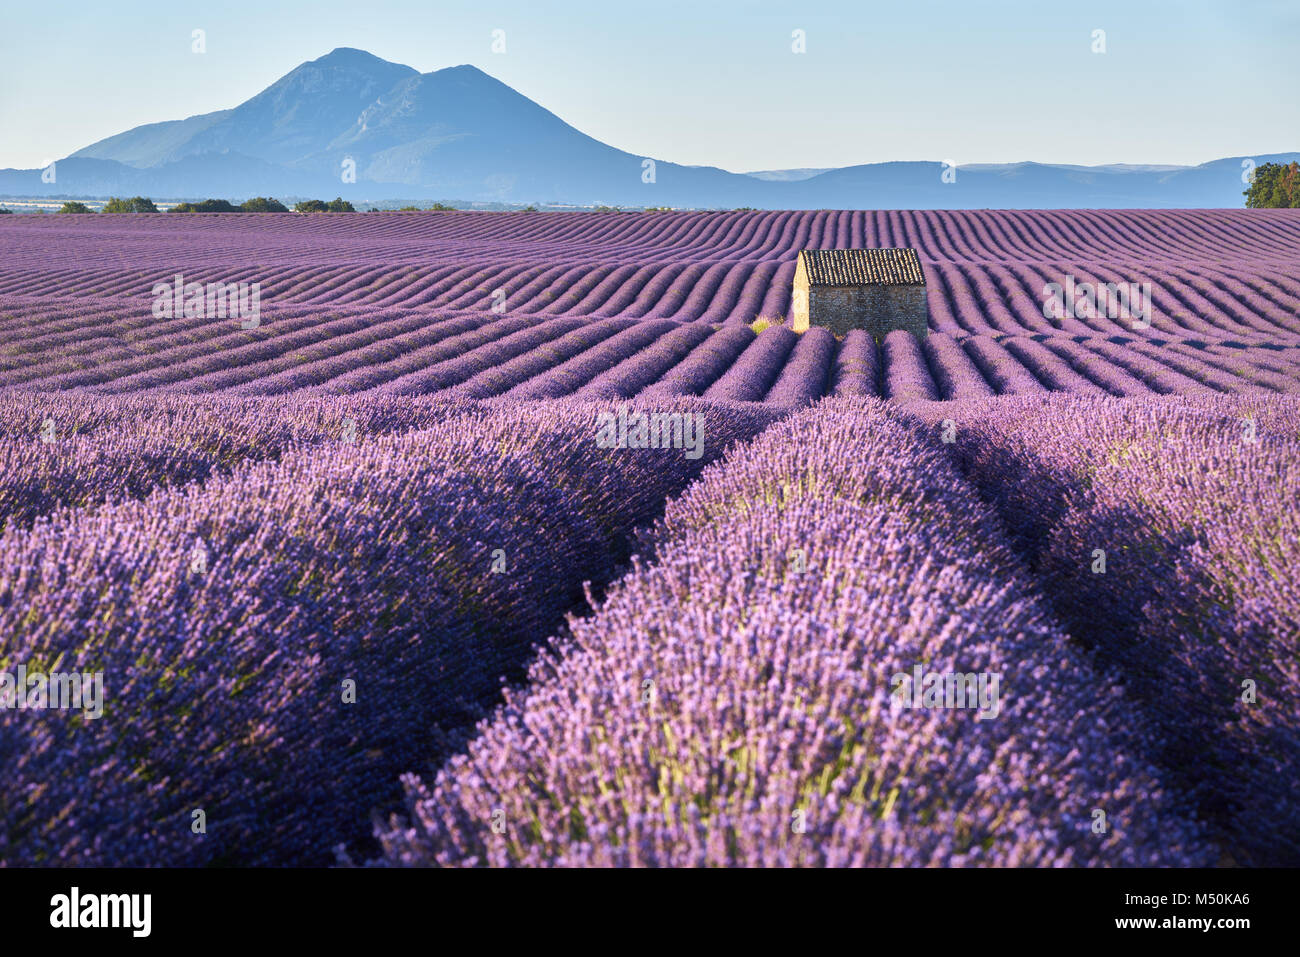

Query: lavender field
[{"left": 1, "top": 210, "right": 1297, "bottom": 867}]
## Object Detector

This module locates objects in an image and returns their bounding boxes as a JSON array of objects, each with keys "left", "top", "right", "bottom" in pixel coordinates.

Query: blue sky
[{"left": 2, "top": 0, "right": 1296, "bottom": 171}]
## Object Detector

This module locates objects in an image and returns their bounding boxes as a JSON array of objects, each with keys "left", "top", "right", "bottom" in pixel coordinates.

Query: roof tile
[{"left": 799, "top": 248, "right": 925, "bottom": 285}]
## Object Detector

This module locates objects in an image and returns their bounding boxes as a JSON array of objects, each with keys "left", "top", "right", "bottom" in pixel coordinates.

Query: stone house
[{"left": 790, "top": 248, "right": 929, "bottom": 339}]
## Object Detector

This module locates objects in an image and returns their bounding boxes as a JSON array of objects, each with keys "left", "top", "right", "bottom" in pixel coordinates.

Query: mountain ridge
[{"left": 3, "top": 47, "right": 1296, "bottom": 209}]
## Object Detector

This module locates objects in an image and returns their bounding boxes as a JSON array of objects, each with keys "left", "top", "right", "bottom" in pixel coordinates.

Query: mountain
[
  {"left": 72, "top": 48, "right": 418, "bottom": 169},
  {"left": 303, "top": 63, "right": 754, "bottom": 204},
  {"left": 776, "top": 156, "right": 1300, "bottom": 209},
  {"left": 1, "top": 47, "right": 1295, "bottom": 208}
]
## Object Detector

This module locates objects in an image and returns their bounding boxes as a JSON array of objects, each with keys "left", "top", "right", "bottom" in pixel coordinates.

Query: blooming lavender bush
[
  {"left": 0, "top": 398, "right": 777, "bottom": 866},
  {"left": 374, "top": 398, "right": 1210, "bottom": 867},
  {"left": 702, "top": 325, "right": 798, "bottom": 403},
  {"left": 0, "top": 392, "right": 472, "bottom": 530},
  {"left": 505, "top": 320, "right": 679, "bottom": 400},
  {"left": 573, "top": 323, "right": 715, "bottom": 400},
  {"left": 924, "top": 393, "right": 1300, "bottom": 865},
  {"left": 764, "top": 327, "right": 835, "bottom": 408}
]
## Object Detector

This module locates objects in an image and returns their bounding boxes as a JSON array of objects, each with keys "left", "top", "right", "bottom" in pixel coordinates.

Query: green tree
[
  {"left": 169, "top": 199, "right": 239, "bottom": 213},
  {"left": 427, "top": 202, "right": 456, "bottom": 211},
  {"left": 57, "top": 201, "right": 94, "bottom": 214},
  {"left": 294, "top": 199, "right": 329, "bottom": 213},
  {"left": 326, "top": 197, "right": 356, "bottom": 212},
  {"left": 101, "top": 196, "right": 158, "bottom": 213},
  {"left": 1244, "top": 161, "right": 1300, "bottom": 208},
  {"left": 239, "top": 197, "right": 288, "bottom": 212},
  {"left": 0, "top": 208, "right": 13, "bottom": 214}
]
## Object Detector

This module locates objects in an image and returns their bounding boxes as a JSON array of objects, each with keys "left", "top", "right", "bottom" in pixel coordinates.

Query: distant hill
[
  {"left": 2, "top": 47, "right": 1296, "bottom": 208},
  {"left": 745, "top": 168, "right": 836, "bottom": 182}
]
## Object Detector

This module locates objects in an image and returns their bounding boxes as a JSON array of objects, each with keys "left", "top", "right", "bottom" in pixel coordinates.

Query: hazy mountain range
[{"left": 3, "top": 47, "right": 1295, "bottom": 209}]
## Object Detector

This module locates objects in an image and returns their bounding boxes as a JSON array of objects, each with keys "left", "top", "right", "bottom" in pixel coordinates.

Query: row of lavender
[
  {"left": 909, "top": 394, "right": 1300, "bottom": 866},
  {"left": 5, "top": 306, "right": 1300, "bottom": 400},
  {"left": 5, "top": 208, "right": 1298, "bottom": 269},
  {"left": 374, "top": 398, "right": 1213, "bottom": 866},
  {"left": 3, "top": 255, "right": 1298, "bottom": 342},
  {"left": 4, "top": 389, "right": 1294, "bottom": 865},
  {"left": 2, "top": 208, "right": 1299, "bottom": 335},
  {"left": 10, "top": 208, "right": 1300, "bottom": 261},
  {"left": 0, "top": 392, "right": 474, "bottom": 531},
  {"left": 0, "top": 398, "right": 778, "bottom": 866}
]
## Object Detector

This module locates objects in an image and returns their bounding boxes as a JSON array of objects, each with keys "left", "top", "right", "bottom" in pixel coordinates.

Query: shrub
[
  {"left": 56, "top": 201, "right": 93, "bottom": 214},
  {"left": 101, "top": 196, "right": 158, "bottom": 213},
  {"left": 169, "top": 199, "right": 240, "bottom": 213},
  {"left": 750, "top": 315, "right": 786, "bottom": 334},
  {"left": 239, "top": 197, "right": 288, "bottom": 213}
]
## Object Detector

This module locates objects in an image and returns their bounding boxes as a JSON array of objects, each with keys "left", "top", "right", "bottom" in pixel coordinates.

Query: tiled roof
[{"left": 799, "top": 248, "right": 925, "bottom": 286}]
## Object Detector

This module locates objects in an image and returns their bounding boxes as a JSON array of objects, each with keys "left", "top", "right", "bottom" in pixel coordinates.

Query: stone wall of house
[
  {"left": 791, "top": 270, "right": 811, "bottom": 330},
  {"left": 805, "top": 284, "right": 929, "bottom": 339}
]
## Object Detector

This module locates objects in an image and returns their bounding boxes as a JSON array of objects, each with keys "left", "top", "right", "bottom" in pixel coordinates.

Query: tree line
[{"left": 52, "top": 196, "right": 375, "bottom": 214}]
